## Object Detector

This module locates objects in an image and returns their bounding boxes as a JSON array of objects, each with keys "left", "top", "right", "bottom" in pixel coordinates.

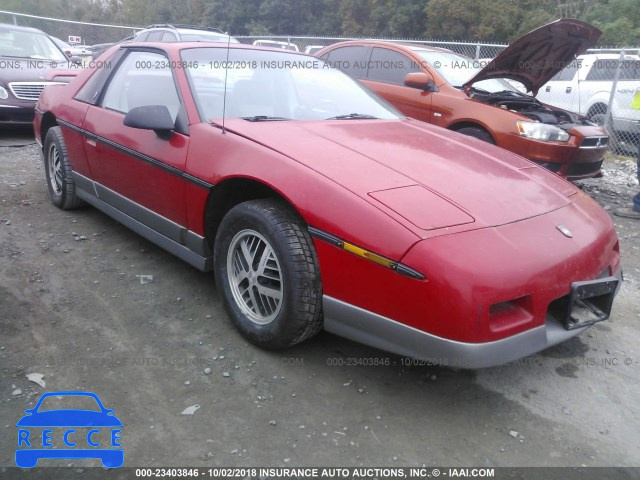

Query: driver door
[
  {"left": 82, "top": 49, "right": 189, "bottom": 227},
  {"left": 360, "top": 47, "right": 433, "bottom": 123}
]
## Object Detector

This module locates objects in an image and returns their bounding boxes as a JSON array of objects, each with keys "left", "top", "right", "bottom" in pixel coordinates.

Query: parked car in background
[
  {"left": 135, "top": 24, "right": 237, "bottom": 43},
  {"left": 34, "top": 42, "right": 621, "bottom": 367},
  {"left": 51, "top": 36, "right": 74, "bottom": 58},
  {"left": 304, "top": 45, "right": 324, "bottom": 55},
  {"left": 253, "top": 39, "right": 299, "bottom": 51},
  {"left": 51, "top": 37, "right": 91, "bottom": 58},
  {"left": 0, "top": 23, "right": 77, "bottom": 125},
  {"left": 88, "top": 36, "right": 133, "bottom": 60},
  {"left": 317, "top": 19, "right": 609, "bottom": 179},
  {"left": 536, "top": 53, "right": 640, "bottom": 147},
  {"left": 51, "top": 37, "right": 87, "bottom": 65}
]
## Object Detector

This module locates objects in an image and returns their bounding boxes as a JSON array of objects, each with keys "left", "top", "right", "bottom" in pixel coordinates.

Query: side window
[
  {"left": 321, "top": 46, "right": 368, "bottom": 79},
  {"left": 101, "top": 51, "right": 181, "bottom": 122},
  {"left": 146, "top": 31, "right": 164, "bottom": 42},
  {"left": 585, "top": 59, "right": 617, "bottom": 81},
  {"left": 366, "top": 48, "right": 420, "bottom": 85},
  {"left": 135, "top": 31, "right": 149, "bottom": 42},
  {"left": 550, "top": 62, "right": 579, "bottom": 81}
]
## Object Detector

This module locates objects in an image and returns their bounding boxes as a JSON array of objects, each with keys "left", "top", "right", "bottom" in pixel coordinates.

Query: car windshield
[
  {"left": 0, "top": 28, "right": 67, "bottom": 61},
  {"left": 413, "top": 49, "right": 517, "bottom": 93},
  {"left": 181, "top": 47, "right": 402, "bottom": 121}
]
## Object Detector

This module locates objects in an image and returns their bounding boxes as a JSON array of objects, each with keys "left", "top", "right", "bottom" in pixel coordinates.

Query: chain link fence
[
  {"left": 0, "top": 10, "right": 139, "bottom": 51},
  {"left": 2, "top": 10, "right": 639, "bottom": 157},
  {"left": 535, "top": 48, "right": 640, "bottom": 156},
  {"left": 234, "top": 35, "right": 507, "bottom": 59}
]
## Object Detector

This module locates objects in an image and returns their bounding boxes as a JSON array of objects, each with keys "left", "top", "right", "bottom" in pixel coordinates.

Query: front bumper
[
  {"left": 324, "top": 268, "right": 622, "bottom": 369},
  {"left": 502, "top": 127, "right": 608, "bottom": 179},
  {"left": 0, "top": 101, "right": 36, "bottom": 125}
]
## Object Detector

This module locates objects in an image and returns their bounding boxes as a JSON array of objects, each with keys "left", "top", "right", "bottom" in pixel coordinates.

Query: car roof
[
  {"left": 138, "top": 24, "right": 225, "bottom": 34},
  {"left": 176, "top": 28, "right": 226, "bottom": 35},
  {"left": 121, "top": 41, "right": 312, "bottom": 55},
  {"left": 256, "top": 40, "right": 290, "bottom": 44},
  {"left": 324, "top": 39, "right": 455, "bottom": 55},
  {"left": 578, "top": 53, "right": 640, "bottom": 60}
]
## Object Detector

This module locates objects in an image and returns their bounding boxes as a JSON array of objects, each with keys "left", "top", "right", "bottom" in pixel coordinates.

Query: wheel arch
[
  {"left": 586, "top": 101, "right": 608, "bottom": 118},
  {"left": 40, "top": 112, "right": 58, "bottom": 145},
  {"left": 448, "top": 122, "right": 496, "bottom": 142},
  {"left": 204, "top": 176, "right": 304, "bottom": 251}
]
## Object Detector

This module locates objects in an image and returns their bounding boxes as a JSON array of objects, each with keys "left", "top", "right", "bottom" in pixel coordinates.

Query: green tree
[
  {"left": 586, "top": 0, "right": 640, "bottom": 45},
  {"left": 425, "top": 0, "right": 521, "bottom": 41}
]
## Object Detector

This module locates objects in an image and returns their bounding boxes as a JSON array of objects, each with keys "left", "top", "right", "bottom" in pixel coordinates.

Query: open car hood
[{"left": 464, "top": 19, "right": 601, "bottom": 96}]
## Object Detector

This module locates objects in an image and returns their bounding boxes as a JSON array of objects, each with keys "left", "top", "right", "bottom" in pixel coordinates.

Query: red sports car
[{"left": 34, "top": 42, "right": 621, "bottom": 368}]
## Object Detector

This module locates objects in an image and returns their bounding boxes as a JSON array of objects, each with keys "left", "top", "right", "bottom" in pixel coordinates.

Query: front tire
[
  {"left": 214, "top": 199, "right": 322, "bottom": 349},
  {"left": 590, "top": 113, "right": 606, "bottom": 127},
  {"left": 456, "top": 127, "right": 495, "bottom": 144},
  {"left": 43, "top": 126, "right": 84, "bottom": 210}
]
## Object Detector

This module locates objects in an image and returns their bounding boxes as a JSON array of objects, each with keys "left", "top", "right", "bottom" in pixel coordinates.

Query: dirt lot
[{"left": 1, "top": 126, "right": 639, "bottom": 471}]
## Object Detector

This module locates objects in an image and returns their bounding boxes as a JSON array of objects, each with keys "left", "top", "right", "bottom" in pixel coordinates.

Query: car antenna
[{"left": 221, "top": 28, "right": 231, "bottom": 135}]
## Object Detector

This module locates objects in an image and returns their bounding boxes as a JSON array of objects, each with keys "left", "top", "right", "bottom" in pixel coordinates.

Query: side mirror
[
  {"left": 69, "top": 56, "right": 83, "bottom": 66},
  {"left": 124, "top": 105, "right": 175, "bottom": 136},
  {"left": 404, "top": 72, "right": 436, "bottom": 92}
]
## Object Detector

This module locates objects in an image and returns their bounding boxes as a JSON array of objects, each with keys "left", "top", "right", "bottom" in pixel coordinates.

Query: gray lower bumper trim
[
  {"left": 76, "top": 187, "right": 212, "bottom": 272},
  {"left": 323, "top": 296, "right": 590, "bottom": 369}
]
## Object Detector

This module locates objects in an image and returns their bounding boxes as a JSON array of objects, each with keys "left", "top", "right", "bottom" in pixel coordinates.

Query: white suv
[
  {"left": 135, "top": 24, "right": 238, "bottom": 43},
  {"left": 536, "top": 53, "right": 640, "bottom": 144}
]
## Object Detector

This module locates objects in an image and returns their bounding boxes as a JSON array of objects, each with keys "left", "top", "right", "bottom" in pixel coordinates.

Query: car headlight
[
  {"left": 516, "top": 120, "right": 570, "bottom": 142},
  {"left": 0, "top": 86, "right": 8, "bottom": 100}
]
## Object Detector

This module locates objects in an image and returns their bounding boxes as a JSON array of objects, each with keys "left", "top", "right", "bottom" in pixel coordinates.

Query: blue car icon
[{"left": 15, "top": 391, "right": 123, "bottom": 468}]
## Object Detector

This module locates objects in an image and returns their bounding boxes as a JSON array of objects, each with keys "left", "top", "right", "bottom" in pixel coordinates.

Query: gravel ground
[{"left": 1, "top": 127, "right": 639, "bottom": 470}]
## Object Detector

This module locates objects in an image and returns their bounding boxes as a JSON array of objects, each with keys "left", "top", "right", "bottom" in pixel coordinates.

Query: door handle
[
  {"left": 546, "top": 86, "right": 551, "bottom": 92},
  {"left": 566, "top": 86, "right": 572, "bottom": 93}
]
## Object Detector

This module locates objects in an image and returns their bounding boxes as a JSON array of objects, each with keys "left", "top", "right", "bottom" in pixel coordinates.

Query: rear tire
[
  {"left": 43, "top": 126, "right": 84, "bottom": 210},
  {"left": 214, "top": 199, "right": 322, "bottom": 349},
  {"left": 456, "top": 127, "right": 495, "bottom": 144}
]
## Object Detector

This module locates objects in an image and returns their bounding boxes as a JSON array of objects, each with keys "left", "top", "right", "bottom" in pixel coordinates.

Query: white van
[{"left": 537, "top": 54, "right": 640, "bottom": 143}]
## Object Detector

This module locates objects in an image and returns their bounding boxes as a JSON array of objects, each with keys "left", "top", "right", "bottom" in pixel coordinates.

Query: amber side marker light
[{"left": 308, "top": 226, "right": 425, "bottom": 280}]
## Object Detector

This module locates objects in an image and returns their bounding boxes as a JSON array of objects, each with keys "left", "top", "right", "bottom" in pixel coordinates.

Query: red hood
[
  {"left": 224, "top": 118, "right": 577, "bottom": 237},
  {"left": 464, "top": 19, "right": 601, "bottom": 95}
]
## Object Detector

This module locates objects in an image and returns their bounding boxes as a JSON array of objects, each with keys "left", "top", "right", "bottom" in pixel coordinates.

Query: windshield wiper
[
  {"left": 327, "top": 113, "right": 379, "bottom": 120},
  {"left": 241, "top": 115, "right": 289, "bottom": 122}
]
